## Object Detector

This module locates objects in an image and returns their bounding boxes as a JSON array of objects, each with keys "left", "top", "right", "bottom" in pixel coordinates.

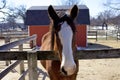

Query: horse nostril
[{"left": 61, "top": 67, "right": 67, "bottom": 75}]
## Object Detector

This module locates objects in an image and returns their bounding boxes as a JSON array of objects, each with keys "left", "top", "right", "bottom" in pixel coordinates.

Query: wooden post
[
  {"left": 30, "top": 39, "right": 36, "bottom": 49},
  {"left": 106, "top": 31, "right": 107, "bottom": 40},
  {"left": 19, "top": 44, "right": 25, "bottom": 80},
  {"left": 117, "top": 32, "right": 120, "bottom": 41},
  {"left": 117, "top": 32, "right": 118, "bottom": 41},
  {"left": 5, "top": 37, "right": 11, "bottom": 66},
  {"left": 96, "top": 31, "right": 98, "bottom": 41},
  {"left": 27, "top": 52, "right": 38, "bottom": 80},
  {"left": 33, "top": 39, "right": 36, "bottom": 47}
]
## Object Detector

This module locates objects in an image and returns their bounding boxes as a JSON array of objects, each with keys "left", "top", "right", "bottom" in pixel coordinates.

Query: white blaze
[{"left": 58, "top": 21, "right": 76, "bottom": 75}]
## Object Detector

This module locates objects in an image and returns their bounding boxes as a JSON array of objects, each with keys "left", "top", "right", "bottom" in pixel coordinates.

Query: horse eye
[
  {"left": 54, "top": 23, "right": 62, "bottom": 32},
  {"left": 58, "top": 22, "right": 63, "bottom": 26}
]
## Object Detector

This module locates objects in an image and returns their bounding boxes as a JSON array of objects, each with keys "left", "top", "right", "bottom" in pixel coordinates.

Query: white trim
[{"left": 86, "top": 25, "right": 88, "bottom": 47}]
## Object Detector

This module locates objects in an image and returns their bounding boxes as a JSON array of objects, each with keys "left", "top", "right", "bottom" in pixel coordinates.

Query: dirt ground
[
  {"left": 77, "top": 39, "right": 120, "bottom": 80},
  {"left": 0, "top": 39, "right": 120, "bottom": 80}
]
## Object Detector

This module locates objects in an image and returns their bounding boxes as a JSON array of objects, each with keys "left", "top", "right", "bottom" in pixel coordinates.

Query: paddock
[{"left": 0, "top": 35, "right": 120, "bottom": 80}]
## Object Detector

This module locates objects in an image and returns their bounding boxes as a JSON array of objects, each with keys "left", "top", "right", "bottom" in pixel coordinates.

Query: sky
[{"left": 3, "top": 0, "right": 120, "bottom": 17}]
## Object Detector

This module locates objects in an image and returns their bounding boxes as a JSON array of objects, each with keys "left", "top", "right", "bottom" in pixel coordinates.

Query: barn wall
[
  {"left": 29, "top": 26, "right": 49, "bottom": 46},
  {"left": 76, "top": 25, "right": 87, "bottom": 47},
  {"left": 29, "top": 25, "right": 87, "bottom": 47}
]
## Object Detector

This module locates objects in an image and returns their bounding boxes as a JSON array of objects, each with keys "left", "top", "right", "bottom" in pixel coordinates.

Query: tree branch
[
  {"left": 0, "top": 0, "right": 6, "bottom": 9},
  {"left": 0, "top": 10, "right": 11, "bottom": 16},
  {"left": 104, "top": 2, "right": 120, "bottom": 10}
]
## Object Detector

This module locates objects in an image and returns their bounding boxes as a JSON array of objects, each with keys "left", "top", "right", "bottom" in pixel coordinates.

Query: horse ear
[
  {"left": 48, "top": 5, "right": 59, "bottom": 21},
  {"left": 70, "top": 5, "right": 78, "bottom": 20}
]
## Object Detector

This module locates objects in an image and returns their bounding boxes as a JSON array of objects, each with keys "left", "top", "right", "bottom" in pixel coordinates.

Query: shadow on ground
[
  {"left": 37, "top": 68, "right": 49, "bottom": 80},
  {"left": 87, "top": 43, "right": 112, "bottom": 49}
]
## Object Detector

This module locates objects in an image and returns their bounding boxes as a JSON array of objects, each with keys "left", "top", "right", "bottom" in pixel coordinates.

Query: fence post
[
  {"left": 30, "top": 38, "right": 36, "bottom": 48},
  {"left": 5, "top": 37, "right": 11, "bottom": 66},
  {"left": 96, "top": 31, "right": 98, "bottom": 41},
  {"left": 33, "top": 38, "right": 36, "bottom": 47},
  {"left": 117, "top": 32, "right": 120, "bottom": 41},
  {"left": 106, "top": 31, "right": 107, "bottom": 40},
  {"left": 19, "top": 44, "right": 25, "bottom": 80},
  {"left": 27, "top": 52, "right": 38, "bottom": 80}
]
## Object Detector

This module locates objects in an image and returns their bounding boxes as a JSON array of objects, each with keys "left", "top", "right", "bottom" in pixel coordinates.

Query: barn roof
[{"left": 25, "top": 5, "right": 90, "bottom": 25}]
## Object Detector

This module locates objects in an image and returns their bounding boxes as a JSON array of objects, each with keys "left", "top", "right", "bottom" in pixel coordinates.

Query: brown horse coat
[{"left": 40, "top": 5, "right": 79, "bottom": 80}]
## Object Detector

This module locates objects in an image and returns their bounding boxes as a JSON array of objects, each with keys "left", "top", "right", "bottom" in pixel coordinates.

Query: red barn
[{"left": 25, "top": 5, "right": 90, "bottom": 47}]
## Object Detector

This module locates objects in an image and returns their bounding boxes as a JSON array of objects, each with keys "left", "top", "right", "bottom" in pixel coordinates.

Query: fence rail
[
  {"left": 88, "top": 30, "right": 120, "bottom": 41},
  {"left": 0, "top": 34, "right": 36, "bottom": 50},
  {"left": 0, "top": 60, "right": 21, "bottom": 79},
  {"left": 0, "top": 34, "right": 37, "bottom": 80},
  {"left": 87, "top": 30, "right": 97, "bottom": 41},
  {"left": 0, "top": 49, "right": 120, "bottom": 60},
  {"left": 0, "top": 48, "right": 120, "bottom": 80}
]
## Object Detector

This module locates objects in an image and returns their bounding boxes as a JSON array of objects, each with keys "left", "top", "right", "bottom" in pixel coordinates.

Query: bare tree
[
  {"left": 8, "top": 5, "right": 26, "bottom": 22},
  {"left": 104, "top": 0, "right": 120, "bottom": 10},
  {"left": 59, "top": 0, "right": 81, "bottom": 6},
  {"left": 0, "top": 0, "right": 6, "bottom": 22},
  {"left": 6, "top": 16, "right": 16, "bottom": 30},
  {"left": 0, "top": 0, "right": 27, "bottom": 31},
  {"left": 6, "top": 5, "right": 27, "bottom": 30},
  {"left": 104, "top": 0, "right": 120, "bottom": 30},
  {"left": 90, "top": 10, "right": 116, "bottom": 26},
  {"left": 0, "top": 0, "right": 6, "bottom": 9}
]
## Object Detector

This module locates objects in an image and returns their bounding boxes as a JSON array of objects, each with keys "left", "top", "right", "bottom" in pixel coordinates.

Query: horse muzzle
[{"left": 60, "top": 64, "right": 76, "bottom": 76}]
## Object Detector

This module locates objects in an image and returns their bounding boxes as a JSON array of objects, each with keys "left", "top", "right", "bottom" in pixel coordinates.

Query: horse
[{"left": 40, "top": 5, "right": 79, "bottom": 80}]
